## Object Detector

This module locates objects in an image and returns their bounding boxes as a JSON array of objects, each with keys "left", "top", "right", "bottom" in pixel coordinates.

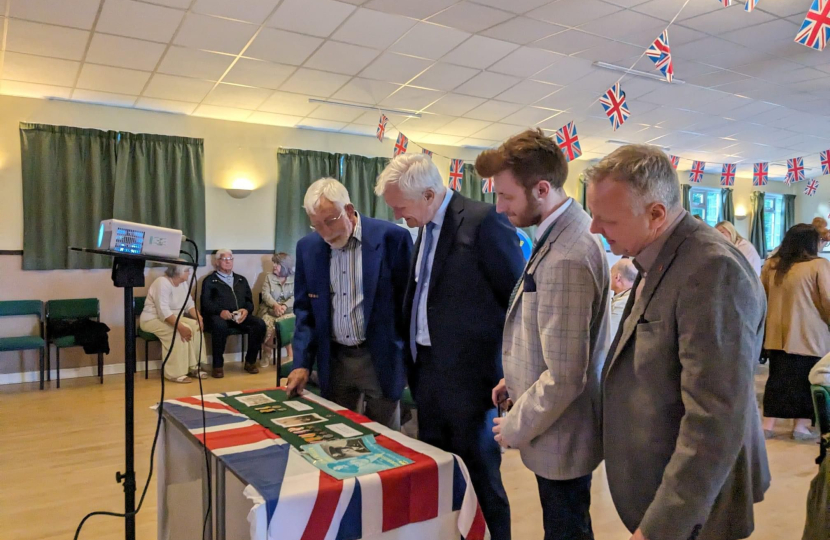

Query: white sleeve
[{"left": 157, "top": 278, "right": 176, "bottom": 320}]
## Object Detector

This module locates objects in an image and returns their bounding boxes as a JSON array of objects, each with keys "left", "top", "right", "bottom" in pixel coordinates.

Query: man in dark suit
[
  {"left": 376, "top": 154, "right": 525, "bottom": 540},
  {"left": 286, "top": 178, "right": 412, "bottom": 429}
]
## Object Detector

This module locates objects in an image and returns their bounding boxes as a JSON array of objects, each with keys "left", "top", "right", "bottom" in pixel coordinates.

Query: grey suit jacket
[
  {"left": 500, "top": 201, "right": 610, "bottom": 480},
  {"left": 603, "top": 213, "right": 771, "bottom": 540}
]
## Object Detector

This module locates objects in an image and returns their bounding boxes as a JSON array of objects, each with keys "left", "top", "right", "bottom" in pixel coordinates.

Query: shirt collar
[
  {"left": 535, "top": 198, "right": 573, "bottom": 241},
  {"left": 633, "top": 210, "right": 686, "bottom": 275},
  {"left": 217, "top": 270, "right": 233, "bottom": 279},
  {"left": 430, "top": 189, "right": 453, "bottom": 230}
]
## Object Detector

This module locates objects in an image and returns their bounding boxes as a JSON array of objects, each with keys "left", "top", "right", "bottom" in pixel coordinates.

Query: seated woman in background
[
  {"left": 760, "top": 224, "right": 830, "bottom": 439},
  {"left": 257, "top": 252, "right": 295, "bottom": 365},
  {"left": 140, "top": 265, "right": 207, "bottom": 383},
  {"left": 715, "top": 220, "right": 762, "bottom": 275}
]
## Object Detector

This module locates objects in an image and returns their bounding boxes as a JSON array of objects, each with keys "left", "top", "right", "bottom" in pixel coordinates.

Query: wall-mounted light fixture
[
  {"left": 226, "top": 177, "right": 254, "bottom": 199},
  {"left": 735, "top": 204, "right": 748, "bottom": 220}
]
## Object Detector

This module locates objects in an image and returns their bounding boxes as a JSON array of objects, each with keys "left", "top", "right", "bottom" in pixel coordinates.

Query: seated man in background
[
  {"left": 609, "top": 259, "right": 637, "bottom": 339},
  {"left": 200, "top": 248, "right": 266, "bottom": 378}
]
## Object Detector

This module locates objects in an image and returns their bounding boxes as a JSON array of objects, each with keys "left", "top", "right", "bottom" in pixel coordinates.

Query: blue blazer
[{"left": 292, "top": 215, "right": 413, "bottom": 400}]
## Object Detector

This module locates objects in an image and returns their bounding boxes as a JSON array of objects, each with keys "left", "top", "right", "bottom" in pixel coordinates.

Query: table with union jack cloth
[{"left": 158, "top": 388, "right": 489, "bottom": 540}]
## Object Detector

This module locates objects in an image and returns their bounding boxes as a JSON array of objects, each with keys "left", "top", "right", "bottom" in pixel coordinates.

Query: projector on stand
[{"left": 97, "top": 219, "right": 184, "bottom": 258}]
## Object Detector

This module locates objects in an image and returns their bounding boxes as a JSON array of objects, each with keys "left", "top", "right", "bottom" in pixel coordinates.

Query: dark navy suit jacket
[{"left": 292, "top": 215, "right": 413, "bottom": 400}]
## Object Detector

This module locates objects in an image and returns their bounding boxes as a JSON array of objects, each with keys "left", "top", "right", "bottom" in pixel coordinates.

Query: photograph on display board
[{"left": 272, "top": 413, "right": 328, "bottom": 428}]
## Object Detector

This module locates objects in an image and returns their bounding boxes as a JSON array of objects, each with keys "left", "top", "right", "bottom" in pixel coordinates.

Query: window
[
  {"left": 764, "top": 194, "right": 785, "bottom": 252},
  {"left": 689, "top": 187, "right": 722, "bottom": 227}
]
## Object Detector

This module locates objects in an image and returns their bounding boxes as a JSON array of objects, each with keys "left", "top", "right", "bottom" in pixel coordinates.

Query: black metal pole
[{"left": 122, "top": 286, "right": 137, "bottom": 540}]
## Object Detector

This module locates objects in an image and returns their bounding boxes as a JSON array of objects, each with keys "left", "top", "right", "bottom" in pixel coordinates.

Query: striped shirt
[{"left": 330, "top": 214, "right": 365, "bottom": 346}]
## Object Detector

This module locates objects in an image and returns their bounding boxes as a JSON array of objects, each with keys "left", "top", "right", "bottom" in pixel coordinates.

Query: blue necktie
[{"left": 410, "top": 222, "right": 436, "bottom": 361}]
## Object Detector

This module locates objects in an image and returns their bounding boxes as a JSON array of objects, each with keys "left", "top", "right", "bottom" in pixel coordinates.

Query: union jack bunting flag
[
  {"left": 745, "top": 0, "right": 759, "bottom": 11},
  {"left": 646, "top": 30, "right": 674, "bottom": 83},
  {"left": 721, "top": 163, "right": 736, "bottom": 186},
  {"left": 376, "top": 114, "right": 388, "bottom": 142},
  {"left": 449, "top": 159, "right": 464, "bottom": 191},
  {"left": 482, "top": 177, "right": 495, "bottom": 194},
  {"left": 670, "top": 155, "right": 680, "bottom": 169},
  {"left": 689, "top": 161, "right": 706, "bottom": 183},
  {"left": 394, "top": 132, "right": 408, "bottom": 157},
  {"left": 805, "top": 178, "right": 820, "bottom": 196},
  {"left": 163, "top": 391, "right": 489, "bottom": 540},
  {"left": 599, "top": 83, "right": 630, "bottom": 131},
  {"left": 753, "top": 162, "right": 769, "bottom": 186},
  {"left": 821, "top": 150, "right": 830, "bottom": 175},
  {"left": 787, "top": 157, "right": 805, "bottom": 185},
  {"left": 555, "top": 121, "right": 582, "bottom": 162},
  {"left": 718, "top": 0, "right": 732, "bottom": 5},
  {"left": 795, "top": 0, "right": 830, "bottom": 51},
  {"left": 422, "top": 148, "right": 433, "bottom": 158}
]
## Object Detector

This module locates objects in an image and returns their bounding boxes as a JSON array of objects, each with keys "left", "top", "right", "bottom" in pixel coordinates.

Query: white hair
[
  {"left": 612, "top": 258, "right": 638, "bottom": 284},
  {"left": 375, "top": 154, "right": 446, "bottom": 200},
  {"left": 164, "top": 264, "right": 190, "bottom": 278},
  {"left": 304, "top": 178, "right": 351, "bottom": 215},
  {"left": 213, "top": 248, "right": 233, "bottom": 268}
]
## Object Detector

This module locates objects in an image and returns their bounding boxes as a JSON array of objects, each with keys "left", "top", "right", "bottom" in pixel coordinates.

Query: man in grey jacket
[
  {"left": 480, "top": 128, "right": 610, "bottom": 540},
  {"left": 586, "top": 144, "right": 770, "bottom": 540}
]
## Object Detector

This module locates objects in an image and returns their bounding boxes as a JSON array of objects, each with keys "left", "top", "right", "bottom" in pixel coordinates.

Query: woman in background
[
  {"left": 257, "top": 252, "right": 295, "bottom": 365},
  {"left": 812, "top": 217, "right": 830, "bottom": 251},
  {"left": 716, "top": 220, "right": 762, "bottom": 276},
  {"left": 139, "top": 265, "right": 207, "bottom": 383},
  {"left": 760, "top": 224, "right": 830, "bottom": 439}
]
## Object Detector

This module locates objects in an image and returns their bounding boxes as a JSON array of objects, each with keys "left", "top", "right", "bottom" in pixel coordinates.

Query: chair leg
[
  {"left": 145, "top": 341, "right": 149, "bottom": 380},
  {"left": 242, "top": 334, "right": 247, "bottom": 365},
  {"left": 56, "top": 347, "right": 60, "bottom": 389},
  {"left": 276, "top": 333, "right": 282, "bottom": 386},
  {"left": 39, "top": 348, "right": 44, "bottom": 390},
  {"left": 46, "top": 345, "right": 51, "bottom": 382},
  {"left": 98, "top": 353, "right": 103, "bottom": 384}
]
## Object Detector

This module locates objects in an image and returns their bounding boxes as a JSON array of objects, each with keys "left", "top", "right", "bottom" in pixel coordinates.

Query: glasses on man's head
[
  {"left": 218, "top": 257, "right": 234, "bottom": 262},
  {"left": 309, "top": 211, "right": 344, "bottom": 231}
]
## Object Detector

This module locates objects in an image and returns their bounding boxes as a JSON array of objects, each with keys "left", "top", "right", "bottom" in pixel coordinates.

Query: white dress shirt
[
  {"left": 414, "top": 189, "right": 453, "bottom": 347},
  {"left": 535, "top": 198, "right": 573, "bottom": 242}
]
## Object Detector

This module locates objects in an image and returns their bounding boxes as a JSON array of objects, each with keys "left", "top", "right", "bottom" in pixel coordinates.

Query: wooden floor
[{"left": 0, "top": 364, "right": 818, "bottom": 540}]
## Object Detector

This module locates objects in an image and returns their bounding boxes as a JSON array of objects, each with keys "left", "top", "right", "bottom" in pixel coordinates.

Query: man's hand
[
  {"left": 237, "top": 308, "right": 249, "bottom": 323},
  {"left": 177, "top": 323, "right": 193, "bottom": 342},
  {"left": 492, "top": 416, "right": 509, "bottom": 448},
  {"left": 285, "top": 368, "right": 310, "bottom": 397},
  {"left": 492, "top": 378, "right": 508, "bottom": 407},
  {"left": 630, "top": 529, "right": 648, "bottom": 540},
  {"left": 220, "top": 310, "right": 233, "bottom": 321}
]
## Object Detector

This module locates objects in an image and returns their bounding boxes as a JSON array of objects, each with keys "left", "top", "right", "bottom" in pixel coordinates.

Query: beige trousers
[{"left": 140, "top": 318, "right": 207, "bottom": 379}]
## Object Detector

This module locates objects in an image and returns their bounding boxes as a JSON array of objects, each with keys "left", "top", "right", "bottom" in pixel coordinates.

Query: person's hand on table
[{"left": 286, "top": 368, "right": 309, "bottom": 397}]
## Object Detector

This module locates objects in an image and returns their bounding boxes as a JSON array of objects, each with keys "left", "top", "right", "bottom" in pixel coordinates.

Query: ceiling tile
[
  {"left": 279, "top": 68, "right": 351, "bottom": 97},
  {"left": 496, "top": 80, "right": 559, "bottom": 104},
  {"left": 76, "top": 64, "right": 151, "bottom": 95},
  {"left": 9, "top": 0, "right": 101, "bottom": 30},
  {"left": 0, "top": 79, "right": 71, "bottom": 99},
  {"left": 420, "top": 133, "right": 464, "bottom": 146},
  {"left": 529, "top": 0, "right": 623, "bottom": 27},
  {"left": 427, "top": 2, "right": 514, "bottom": 33},
  {"left": 247, "top": 111, "right": 303, "bottom": 127},
  {"left": 192, "top": 0, "right": 281, "bottom": 24},
  {"left": 258, "top": 91, "right": 320, "bottom": 115},
  {"left": 223, "top": 59, "right": 296, "bottom": 90},
  {"left": 174, "top": 13, "right": 258, "bottom": 54},
  {"left": 423, "top": 93, "right": 486, "bottom": 115},
  {"left": 480, "top": 17, "right": 565, "bottom": 45},
  {"left": 96, "top": 0, "right": 185, "bottom": 43},
  {"left": 2, "top": 52, "right": 79, "bottom": 86},
  {"left": 489, "top": 47, "right": 561, "bottom": 79},
  {"left": 85, "top": 34, "right": 167, "bottom": 72},
  {"left": 409, "top": 63, "right": 480, "bottom": 92},
  {"left": 360, "top": 53, "right": 433, "bottom": 84},
  {"left": 435, "top": 117, "right": 493, "bottom": 137},
  {"left": 759, "top": 0, "right": 812, "bottom": 17},
  {"left": 332, "top": 8, "right": 416, "bottom": 49},
  {"left": 500, "top": 106, "right": 561, "bottom": 127},
  {"left": 244, "top": 29, "right": 324, "bottom": 65},
  {"left": 363, "top": 0, "right": 457, "bottom": 19},
  {"left": 470, "top": 122, "right": 525, "bottom": 140},
  {"left": 297, "top": 118, "right": 348, "bottom": 131},
  {"left": 681, "top": 7, "right": 775, "bottom": 34},
  {"left": 722, "top": 19, "right": 801, "bottom": 51},
  {"left": 465, "top": 100, "right": 523, "bottom": 122},
  {"left": 455, "top": 72, "right": 520, "bottom": 99},
  {"left": 683, "top": 69, "right": 750, "bottom": 89},
  {"left": 307, "top": 104, "right": 363, "bottom": 123},
  {"left": 442, "top": 36, "right": 519, "bottom": 69},
  {"left": 72, "top": 89, "right": 137, "bottom": 107},
  {"left": 532, "top": 30, "right": 611, "bottom": 56},
  {"left": 532, "top": 56, "right": 594, "bottom": 86},
  {"left": 578, "top": 9, "right": 666, "bottom": 43},
  {"left": 304, "top": 41, "right": 380, "bottom": 75},
  {"left": 157, "top": 47, "right": 235, "bottom": 80},
  {"left": 203, "top": 83, "right": 273, "bottom": 109},
  {"left": 267, "top": 0, "right": 356, "bottom": 38},
  {"left": 390, "top": 23, "right": 471, "bottom": 60},
  {"left": 571, "top": 39, "right": 645, "bottom": 64},
  {"left": 194, "top": 104, "right": 253, "bottom": 122},
  {"left": 354, "top": 110, "right": 412, "bottom": 126},
  {"left": 143, "top": 74, "right": 216, "bottom": 102},
  {"left": 331, "top": 78, "right": 400, "bottom": 104},
  {"left": 470, "top": 0, "right": 551, "bottom": 13},
  {"left": 134, "top": 97, "right": 198, "bottom": 115},
  {"left": 380, "top": 86, "right": 444, "bottom": 111},
  {"left": 340, "top": 124, "right": 384, "bottom": 137},
  {"left": 142, "top": 0, "right": 191, "bottom": 7},
  {"left": 459, "top": 137, "right": 499, "bottom": 148},
  {"left": 5, "top": 20, "right": 89, "bottom": 61},
  {"left": 631, "top": 0, "right": 721, "bottom": 23},
  {"left": 397, "top": 113, "right": 453, "bottom": 132}
]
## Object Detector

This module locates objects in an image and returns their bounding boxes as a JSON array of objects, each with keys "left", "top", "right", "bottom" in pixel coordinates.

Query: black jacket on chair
[{"left": 200, "top": 272, "right": 255, "bottom": 324}]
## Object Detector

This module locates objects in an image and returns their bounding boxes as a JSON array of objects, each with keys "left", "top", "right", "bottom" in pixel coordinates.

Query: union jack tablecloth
[{"left": 158, "top": 388, "right": 489, "bottom": 540}]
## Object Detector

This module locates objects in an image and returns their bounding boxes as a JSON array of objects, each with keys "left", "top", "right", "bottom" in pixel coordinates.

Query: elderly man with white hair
[
  {"left": 200, "top": 248, "right": 266, "bottom": 377},
  {"left": 286, "top": 178, "right": 412, "bottom": 430},
  {"left": 609, "top": 258, "right": 637, "bottom": 339}
]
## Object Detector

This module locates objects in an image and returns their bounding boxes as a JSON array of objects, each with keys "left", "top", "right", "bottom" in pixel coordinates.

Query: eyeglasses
[
  {"left": 309, "top": 211, "right": 344, "bottom": 231},
  {"left": 218, "top": 257, "right": 234, "bottom": 262}
]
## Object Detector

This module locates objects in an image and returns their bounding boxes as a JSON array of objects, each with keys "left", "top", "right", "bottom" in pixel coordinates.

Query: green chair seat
[
  {"left": 138, "top": 328, "right": 160, "bottom": 342},
  {"left": 279, "top": 359, "right": 294, "bottom": 378},
  {"left": 401, "top": 387, "right": 417, "bottom": 409},
  {"left": 52, "top": 335, "right": 77, "bottom": 348},
  {"left": 0, "top": 336, "right": 46, "bottom": 352}
]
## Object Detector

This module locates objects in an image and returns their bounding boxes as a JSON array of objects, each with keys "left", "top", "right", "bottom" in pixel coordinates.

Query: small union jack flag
[
  {"left": 795, "top": 0, "right": 830, "bottom": 51},
  {"left": 555, "top": 121, "right": 582, "bottom": 162},
  {"left": 599, "top": 83, "right": 630, "bottom": 131},
  {"left": 422, "top": 148, "right": 433, "bottom": 158},
  {"left": 805, "top": 178, "right": 820, "bottom": 196},
  {"left": 376, "top": 114, "right": 388, "bottom": 142},
  {"left": 821, "top": 150, "right": 830, "bottom": 175},
  {"left": 646, "top": 30, "right": 674, "bottom": 83},
  {"left": 718, "top": 0, "right": 733, "bottom": 5},
  {"left": 753, "top": 162, "right": 769, "bottom": 186},
  {"left": 448, "top": 159, "right": 464, "bottom": 191},
  {"left": 787, "top": 157, "right": 805, "bottom": 185},
  {"left": 394, "top": 132, "right": 408, "bottom": 157},
  {"left": 670, "top": 155, "right": 680, "bottom": 169},
  {"left": 721, "top": 163, "right": 736, "bottom": 186},
  {"left": 745, "top": 0, "right": 759, "bottom": 12},
  {"left": 689, "top": 161, "right": 706, "bottom": 183},
  {"left": 482, "top": 177, "right": 495, "bottom": 194}
]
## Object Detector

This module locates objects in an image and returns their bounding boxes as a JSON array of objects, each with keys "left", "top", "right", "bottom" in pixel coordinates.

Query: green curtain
[
  {"left": 275, "top": 149, "right": 339, "bottom": 255},
  {"left": 783, "top": 194, "right": 796, "bottom": 233},
  {"left": 114, "top": 133, "right": 206, "bottom": 265},
  {"left": 579, "top": 174, "right": 591, "bottom": 216},
  {"left": 338, "top": 153, "right": 392, "bottom": 221},
  {"left": 459, "top": 163, "right": 496, "bottom": 204},
  {"left": 681, "top": 184, "right": 692, "bottom": 212},
  {"left": 749, "top": 191, "right": 767, "bottom": 259},
  {"left": 720, "top": 188, "right": 734, "bottom": 224}
]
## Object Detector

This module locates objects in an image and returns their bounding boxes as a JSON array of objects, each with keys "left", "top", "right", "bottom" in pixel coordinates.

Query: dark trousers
[
  {"left": 536, "top": 474, "right": 593, "bottom": 540},
  {"left": 413, "top": 345, "right": 511, "bottom": 540},
  {"left": 208, "top": 314, "right": 266, "bottom": 368},
  {"left": 330, "top": 342, "right": 400, "bottom": 430}
]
